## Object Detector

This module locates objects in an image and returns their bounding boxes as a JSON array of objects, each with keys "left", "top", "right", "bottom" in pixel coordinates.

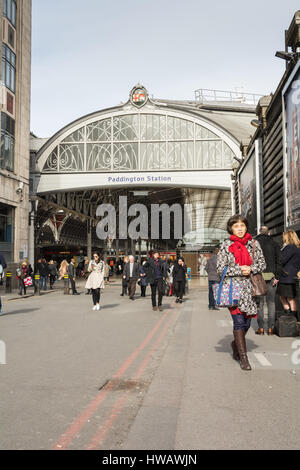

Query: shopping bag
[
  {"left": 212, "top": 267, "right": 242, "bottom": 308},
  {"left": 24, "top": 276, "right": 33, "bottom": 287}
]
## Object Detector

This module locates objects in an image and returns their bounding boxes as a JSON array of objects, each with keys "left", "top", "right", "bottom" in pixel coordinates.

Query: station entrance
[{"left": 30, "top": 85, "right": 256, "bottom": 274}]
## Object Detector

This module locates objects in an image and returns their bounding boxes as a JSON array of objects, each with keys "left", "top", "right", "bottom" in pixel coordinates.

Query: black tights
[{"left": 92, "top": 288, "right": 100, "bottom": 305}]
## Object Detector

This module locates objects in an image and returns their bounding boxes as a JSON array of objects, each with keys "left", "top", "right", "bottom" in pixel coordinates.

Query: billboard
[
  {"left": 283, "top": 61, "right": 300, "bottom": 229},
  {"left": 238, "top": 152, "right": 257, "bottom": 236}
]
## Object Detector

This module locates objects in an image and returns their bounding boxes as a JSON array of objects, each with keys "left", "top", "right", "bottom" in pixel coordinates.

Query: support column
[
  {"left": 138, "top": 238, "right": 142, "bottom": 263},
  {"left": 131, "top": 238, "right": 135, "bottom": 258},
  {"left": 87, "top": 219, "right": 92, "bottom": 260},
  {"left": 115, "top": 238, "right": 120, "bottom": 260}
]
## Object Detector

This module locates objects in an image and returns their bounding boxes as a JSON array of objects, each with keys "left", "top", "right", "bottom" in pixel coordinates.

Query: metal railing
[{"left": 194, "top": 88, "right": 263, "bottom": 106}]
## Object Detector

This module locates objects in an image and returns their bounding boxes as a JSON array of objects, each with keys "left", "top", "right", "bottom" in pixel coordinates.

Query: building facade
[
  {"left": 234, "top": 11, "right": 300, "bottom": 242},
  {"left": 0, "top": 0, "right": 31, "bottom": 263},
  {"left": 30, "top": 85, "right": 257, "bottom": 265}
]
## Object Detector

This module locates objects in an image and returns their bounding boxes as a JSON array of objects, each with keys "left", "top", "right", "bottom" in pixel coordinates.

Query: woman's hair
[
  {"left": 124, "top": 256, "right": 129, "bottom": 263},
  {"left": 282, "top": 230, "right": 300, "bottom": 248},
  {"left": 227, "top": 214, "right": 249, "bottom": 235},
  {"left": 92, "top": 252, "right": 102, "bottom": 262}
]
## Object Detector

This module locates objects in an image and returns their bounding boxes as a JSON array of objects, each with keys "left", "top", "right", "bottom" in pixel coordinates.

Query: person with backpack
[{"left": 0, "top": 253, "right": 7, "bottom": 315}]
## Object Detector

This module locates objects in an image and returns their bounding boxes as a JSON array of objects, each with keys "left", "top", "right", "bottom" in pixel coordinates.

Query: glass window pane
[
  {"left": 87, "top": 143, "right": 111, "bottom": 171},
  {"left": 86, "top": 119, "right": 111, "bottom": 141},
  {"left": 113, "top": 143, "right": 138, "bottom": 170},
  {"left": 43, "top": 148, "right": 58, "bottom": 172},
  {"left": 113, "top": 115, "right": 139, "bottom": 141},
  {"left": 62, "top": 127, "right": 85, "bottom": 143},
  {"left": 59, "top": 144, "right": 84, "bottom": 172}
]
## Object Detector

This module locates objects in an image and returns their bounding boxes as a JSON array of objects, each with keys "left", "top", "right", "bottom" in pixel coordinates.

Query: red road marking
[
  {"left": 85, "top": 308, "right": 179, "bottom": 450},
  {"left": 54, "top": 304, "right": 174, "bottom": 450}
]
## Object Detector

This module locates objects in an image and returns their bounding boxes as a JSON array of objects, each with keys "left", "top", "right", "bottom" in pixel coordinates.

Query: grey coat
[
  {"left": 217, "top": 238, "right": 266, "bottom": 316},
  {"left": 205, "top": 254, "right": 220, "bottom": 282}
]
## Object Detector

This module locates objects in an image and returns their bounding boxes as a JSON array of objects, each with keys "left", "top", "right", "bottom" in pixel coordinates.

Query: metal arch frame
[{"left": 36, "top": 106, "right": 242, "bottom": 174}]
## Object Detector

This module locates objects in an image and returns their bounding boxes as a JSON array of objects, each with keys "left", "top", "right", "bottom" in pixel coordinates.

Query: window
[
  {"left": 0, "top": 204, "right": 13, "bottom": 243},
  {"left": 3, "top": 0, "right": 17, "bottom": 27},
  {"left": 2, "top": 44, "right": 16, "bottom": 93},
  {"left": 0, "top": 112, "right": 15, "bottom": 171}
]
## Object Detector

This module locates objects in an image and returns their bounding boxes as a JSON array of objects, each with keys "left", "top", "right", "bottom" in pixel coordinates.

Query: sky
[{"left": 31, "top": 0, "right": 300, "bottom": 137}]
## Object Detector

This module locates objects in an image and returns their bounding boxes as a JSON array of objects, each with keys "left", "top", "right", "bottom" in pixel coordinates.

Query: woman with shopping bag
[{"left": 216, "top": 215, "right": 266, "bottom": 371}]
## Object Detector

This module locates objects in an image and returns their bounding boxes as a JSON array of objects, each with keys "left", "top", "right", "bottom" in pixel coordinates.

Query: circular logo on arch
[{"left": 130, "top": 87, "right": 148, "bottom": 108}]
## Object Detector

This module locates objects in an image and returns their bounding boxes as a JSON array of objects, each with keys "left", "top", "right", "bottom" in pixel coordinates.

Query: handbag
[
  {"left": 212, "top": 266, "right": 242, "bottom": 308},
  {"left": 24, "top": 276, "right": 33, "bottom": 287},
  {"left": 250, "top": 241, "right": 267, "bottom": 296}
]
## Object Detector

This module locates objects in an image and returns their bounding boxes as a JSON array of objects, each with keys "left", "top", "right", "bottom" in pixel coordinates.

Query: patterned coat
[{"left": 217, "top": 238, "right": 266, "bottom": 316}]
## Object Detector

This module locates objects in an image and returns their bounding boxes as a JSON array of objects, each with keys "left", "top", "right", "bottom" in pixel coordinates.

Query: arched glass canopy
[{"left": 41, "top": 112, "right": 237, "bottom": 173}]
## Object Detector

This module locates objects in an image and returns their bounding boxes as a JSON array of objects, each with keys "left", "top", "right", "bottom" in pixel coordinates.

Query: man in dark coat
[
  {"left": 0, "top": 252, "right": 7, "bottom": 314},
  {"left": 205, "top": 247, "right": 220, "bottom": 310},
  {"left": 68, "top": 258, "right": 80, "bottom": 295},
  {"left": 123, "top": 255, "right": 140, "bottom": 300},
  {"left": 143, "top": 252, "right": 168, "bottom": 311},
  {"left": 255, "top": 226, "right": 282, "bottom": 335}
]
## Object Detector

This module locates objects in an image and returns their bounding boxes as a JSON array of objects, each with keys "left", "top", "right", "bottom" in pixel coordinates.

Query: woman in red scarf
[{"left": 217, "top": 215, "right": 266, "bottom": 371}]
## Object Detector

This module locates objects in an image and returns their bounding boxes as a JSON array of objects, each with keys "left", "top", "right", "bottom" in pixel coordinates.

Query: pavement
[{"left": 0, "top": 277, "right": 300, "bottom": 450}]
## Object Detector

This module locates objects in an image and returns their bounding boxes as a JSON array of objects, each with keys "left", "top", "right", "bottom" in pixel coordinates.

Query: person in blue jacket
[
  {"left": 277, "top": 230, "right": 300, "bottom": 318},
  {"left": 0, "top": 253, "right": 7, "bottom": 315}
]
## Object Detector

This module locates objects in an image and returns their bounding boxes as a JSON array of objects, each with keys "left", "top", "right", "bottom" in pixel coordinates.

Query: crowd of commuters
[{"left": 1, "top": 218, "right": 300, "bottom": 377}]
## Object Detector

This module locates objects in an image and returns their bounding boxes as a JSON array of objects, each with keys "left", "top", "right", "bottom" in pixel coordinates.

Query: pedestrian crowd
[{"left": 1, "top": 216, "right": 300, "bottom": 376}]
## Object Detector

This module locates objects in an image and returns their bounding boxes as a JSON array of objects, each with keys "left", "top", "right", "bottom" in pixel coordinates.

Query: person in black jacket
[
  {"left": 37, "top": 258, "right": 49, "bottom": 291},
  {"left": 143, "top": 252, "right": 168, "bottom": 311},
  {"left": 173, "top": 257, "right": 187, "bottom": 303},
  {"left": 0, "top": 252, "right": 7, "bottom": 315},
  {"left": 255, "top": 226, "right": 282, "bottom": 335},
  {"left": 68, "top": 258, "right": 80, "bottom": 295},
  {"left": 277, "top": 230, "right": 300, "bottom": 319}
]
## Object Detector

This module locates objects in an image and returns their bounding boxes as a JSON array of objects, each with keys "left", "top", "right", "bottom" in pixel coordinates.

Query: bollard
[
  {"left": 5, "top": 272, "right": 12, "bottom": 294},
  {"left": 34, "top": 274, "right": 41, "bottom": 296},
  {"left": 64, "top": 274, "right": 69, "bottom": 295}
]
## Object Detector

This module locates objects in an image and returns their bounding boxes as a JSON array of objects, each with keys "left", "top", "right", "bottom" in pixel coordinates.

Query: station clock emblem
[{"left": 130, "top": 85, "right": 148, "bottom": 108}]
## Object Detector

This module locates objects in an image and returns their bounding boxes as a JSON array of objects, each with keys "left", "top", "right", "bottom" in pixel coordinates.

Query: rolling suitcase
[{"left": 275, "top": 314, "right": 299, "bottom": 337}]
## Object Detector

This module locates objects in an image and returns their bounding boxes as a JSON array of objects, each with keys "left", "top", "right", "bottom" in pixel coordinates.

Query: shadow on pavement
[
  {"left": 0, "top": 308, "right": 40, "bottom": 317},
  {"left": 100, "top": 304, "right": 120, "bottom": 309},
  {"left": 215, "top": 334, "right": 259, "bottom": 354}
]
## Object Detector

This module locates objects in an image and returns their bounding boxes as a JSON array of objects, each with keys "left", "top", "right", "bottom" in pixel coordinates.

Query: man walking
[
  {"left": 0, "top": 252, "right": 7, "bottom": 315},
  {"left": 144, "top": 252, "right": 168, "bottom": 311},
  {"left": 205, "top": 248, "right": 220, "bottom": 310},
  {"left": 123, "top": 255, "right": 139, "bottom": 300},
  {"left": 68, "top": 258, "right": 80, "bottom": 295},
  {"left": 255, "top": 226, "right": 282, "bottom": 335}
]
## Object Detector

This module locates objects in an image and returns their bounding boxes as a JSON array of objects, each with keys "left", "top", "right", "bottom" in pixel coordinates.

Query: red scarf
[{"left": 229, "top": 233, "right": 253, "bottom": 266}]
